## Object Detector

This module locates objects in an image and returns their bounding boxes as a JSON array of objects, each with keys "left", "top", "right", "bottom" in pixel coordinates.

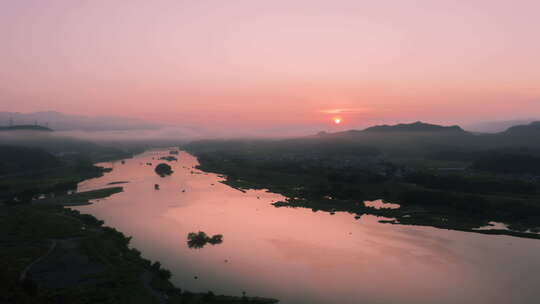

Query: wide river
[{"left": 76, "top": 149, "right": 540, "bottom": 304}]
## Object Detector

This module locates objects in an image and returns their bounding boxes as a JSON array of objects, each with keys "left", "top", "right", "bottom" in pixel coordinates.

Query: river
[{"left": 75, "top": 149, "right": 540, "bottom": 304}]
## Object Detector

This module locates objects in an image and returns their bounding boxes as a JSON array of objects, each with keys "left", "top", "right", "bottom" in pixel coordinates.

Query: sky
[{"left": 1, "top": 0, "right": 539, "bottom": 136}]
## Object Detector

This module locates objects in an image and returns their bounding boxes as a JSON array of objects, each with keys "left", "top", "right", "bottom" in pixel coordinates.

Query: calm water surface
[{"left": 75, "top": 150, "right": 540, "bottom": 304}]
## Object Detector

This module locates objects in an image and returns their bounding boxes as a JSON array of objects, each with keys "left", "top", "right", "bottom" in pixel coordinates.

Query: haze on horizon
[{"left": 1, "top": 0, "right": 539, "bottom": 137}]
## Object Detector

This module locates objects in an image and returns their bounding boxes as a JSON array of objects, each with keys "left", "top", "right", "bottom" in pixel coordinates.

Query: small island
[
  {"left": 155, "top": 163, "right": 173, "bottom": 177},
  {"left": 159, "top": 156, "right": 178, "bottom": 162},
  {"left": 187, "top": 231, "right": 223, "bottom": 249}
]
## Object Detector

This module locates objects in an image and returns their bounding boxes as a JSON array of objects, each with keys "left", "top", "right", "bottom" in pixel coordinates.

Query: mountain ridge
[
  {"left": 502, "top": 121, "right": 540, "bottom": 135},
  {"left": 0, "top": 111, "right": 162, "bottom": 132},
  {"left": 363, "top": 121, "right": 465, "bottom": 133},
  {"left": 0, "top": 125, "right": 53, "bottom": 132},
  {"left": 315, "top": 121, "right": 470, "bottom": 138}
]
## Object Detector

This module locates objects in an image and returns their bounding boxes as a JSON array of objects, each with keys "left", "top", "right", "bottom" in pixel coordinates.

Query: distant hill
[
  {"left": 363, "top": 121, "right": 466, "bottom": 133},
  {"left": 0, "top": 111, "right": 162, "bottom": 132},
  {"left": 0, "top": 125, "right": 132, "bottom": 162},
  {"left": 465, "top": 119, "right": 538, "bottom": 133},
  {"left": 0, "top": 125, "right": 53, "bottom": 132},
  {"left": 501, "top": 121, "right": 540, "bottom": 136},
  {"left": 309, "top": 120, "right": 540, "bottom": 157},
  {"left": 308, "top": 121, "right": 479, "bottom": 157},
  {"left": 316, "top": 121, "right": 471, "bottom": 140}
]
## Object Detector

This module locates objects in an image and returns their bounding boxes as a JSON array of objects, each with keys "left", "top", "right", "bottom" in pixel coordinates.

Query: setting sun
[{"left": 334, "top": 118, "right": 342, "bottom": 124}]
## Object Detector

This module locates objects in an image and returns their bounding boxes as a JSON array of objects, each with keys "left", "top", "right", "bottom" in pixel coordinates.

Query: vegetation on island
[
  {"left": 187, "top": 231, "right": 224, "bottom": 249},
  {"left": 160, "top": 156, "right": 178, "bottom": 162},
  {"left": 155, "top": 163, "right": 174, "bottom": 177}
]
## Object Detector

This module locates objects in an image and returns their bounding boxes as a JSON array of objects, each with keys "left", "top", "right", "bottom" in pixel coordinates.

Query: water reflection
[{"left": 74, "top": 149, "right": 540, "bottom": 304}]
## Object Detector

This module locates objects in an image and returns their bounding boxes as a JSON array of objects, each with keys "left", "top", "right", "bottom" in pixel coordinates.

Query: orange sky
[{"left": 1, "top": 1, "right": 539, "bottom": 134}]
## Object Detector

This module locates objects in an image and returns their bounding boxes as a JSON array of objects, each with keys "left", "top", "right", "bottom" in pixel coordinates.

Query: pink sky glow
[{"left": 1, "top": 0, "right": 539, "bottom": 134}]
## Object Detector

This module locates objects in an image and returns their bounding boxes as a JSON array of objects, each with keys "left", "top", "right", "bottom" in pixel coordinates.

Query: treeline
[
  {"left": 473, "top": 154, "right": 540, "bottom": 175},
  {"left": 404, "top": 172, "right": 538, "bottom": 195},
  {"left": 430, "top": 147, "right": 540, "bottom": 175},
  {"left": 0, "top": 146, "right": 61, "bottom": 175}
]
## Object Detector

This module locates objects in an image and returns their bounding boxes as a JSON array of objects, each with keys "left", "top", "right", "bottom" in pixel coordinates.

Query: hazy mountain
[
  {"left": 0, "top": 111, "right": 162, "bottom": 131},
  {"left": 315, "top": 121, "right": 470, "bottom": 139},
  {"left": 363, "top": 121, "right": 466, "bottom": 133},
  {"left": 0, "top": 125, "right": 53, "bottom": 132},
  {"left": 501, "top": 121, "right": 540, "bottom": 136},
  {"left": 465, "top": 119, "right": 538, "bottom": 133},
  {"left": 309, "top": 121, "right": 540, "bottom": 157},
  {"left": 306, "top": 121, "right": 480, "bottom": 158}
]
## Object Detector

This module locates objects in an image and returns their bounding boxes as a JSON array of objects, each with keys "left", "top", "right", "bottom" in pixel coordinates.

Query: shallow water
[
  {"left": 364, "top": 199, "right": 400, "bottom": 209},
  {"left": 75, "top": 150, "right": 540, "bottom": 304}
]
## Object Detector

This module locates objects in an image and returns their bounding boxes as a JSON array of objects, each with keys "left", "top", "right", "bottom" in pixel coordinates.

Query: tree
[{"left": 154, "top": 163, "right": 173, "bottom": 177}]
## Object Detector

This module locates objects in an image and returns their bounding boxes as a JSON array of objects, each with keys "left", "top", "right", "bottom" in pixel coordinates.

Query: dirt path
[
  {"left": 19, "top": 239, "right": 57, "bottom": 283},
  {"left": 19, "top": 234, "right": 97, "bottom": 286},
  {"left": 20, "top": 231, "right": 167, "bottom": 303}
]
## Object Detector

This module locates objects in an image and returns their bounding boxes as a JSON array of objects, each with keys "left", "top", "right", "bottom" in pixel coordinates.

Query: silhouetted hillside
[
  {"left": 0, "top": 146, "right": 61, "bottom": 175},
  {"left": 501, "top": 121, "right": 540, "bottom": 136},
  {"left": 0, "top": 129, "right": 135, "bottom": 162},
  {"left": 307, "top": 120, "right": 540, "bottom": 158},
  {"left": 311, "top": 122, "right": 475, "bottom": 158},
  {"left": 0, "top": 111, "right": 162, "bottom": 132},
  {"left": 465, "top": 119, "right": 537, "bottom": 133},
  {"left": 363, "top": 121, "right": 466, "bottom": 133},
  {"left": 0, "top": 125, "right": 53, "bottom": 132}
]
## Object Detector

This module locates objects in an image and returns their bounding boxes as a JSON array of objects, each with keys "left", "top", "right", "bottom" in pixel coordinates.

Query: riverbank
[
  {"left": 0, "top": 150, "right": 279, "bottom": 303},
  {"left": 184, "top": 143, "right": 540, "bottom": 241},
  {"left": 1, "top": 201, "right": 278, "bottom": 303},
  {"left": 61, "top": 148, "right": 540, "bottom": 304}
]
